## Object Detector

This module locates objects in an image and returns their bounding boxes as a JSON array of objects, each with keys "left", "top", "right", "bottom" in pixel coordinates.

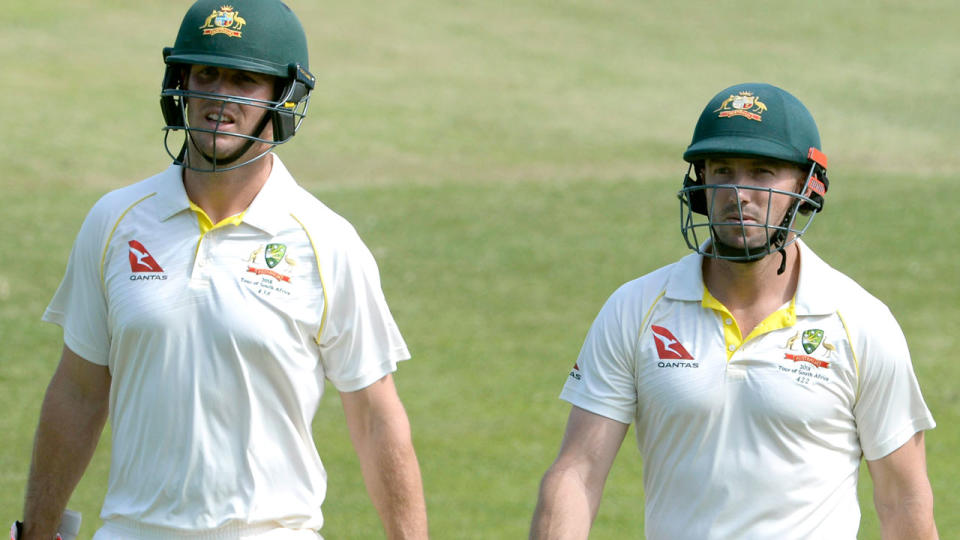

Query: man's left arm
[
  {"left": 865, "top": 430, "right": 938, "bottom": 540},
  {"left": 340, "top": 374, "right": 428, "bottom": 540}
]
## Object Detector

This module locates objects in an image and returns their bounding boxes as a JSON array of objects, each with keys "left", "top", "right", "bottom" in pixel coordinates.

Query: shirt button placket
[{"left": 192, "top": 233, "right": 212, "bottom": 283}]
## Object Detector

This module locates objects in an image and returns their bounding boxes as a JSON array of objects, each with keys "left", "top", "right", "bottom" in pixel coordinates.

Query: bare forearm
[
  {"left": 868, "top": 431, "right": 938, "bottom": 540},
  {"left": 342, "top": 376, "right": 427, "bottom": 539},
  {"left": 531, "top": 407, "right": 626, "bottom": 540},
  {"left": 357, "top": 420, "right": 427, "bottom": 539},
  {"left": 876, "top": 493, "right": 938, "bottom": 540},
  {"left": 530, "top": 466, "right": 595, "bottom": 540},
  {"left": 22, "top": 372, "right": 108, "bottom": 539}
]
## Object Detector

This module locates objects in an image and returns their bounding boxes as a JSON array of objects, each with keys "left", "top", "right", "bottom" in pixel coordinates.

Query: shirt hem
[
  {"left": 862, "top": 416, "right": 937, "bottom": 461},
  {"left": 559, "top": 387, "right": 634, "bottom": 425}
]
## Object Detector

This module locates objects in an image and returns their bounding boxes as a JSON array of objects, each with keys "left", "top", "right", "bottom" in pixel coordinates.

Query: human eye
[
  {"left": 234, "top": 73, "right": 272, "bottom": 96},
  {"left": 193, "top": 66, "right": 219, "bottom": 84}
]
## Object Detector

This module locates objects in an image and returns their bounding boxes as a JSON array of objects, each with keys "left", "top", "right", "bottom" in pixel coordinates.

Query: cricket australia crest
[
  {"left": 783, "top": 328, "right": 836, "bottom": 370},
  {"left": 242, "top": 243, "right": 298, "bottom": 297},
  {"left": 801, "top": 329, "right": 824, "bottom": 354},
  {"left": 264, "top": 243, "right": 287, "bottom": 269}
]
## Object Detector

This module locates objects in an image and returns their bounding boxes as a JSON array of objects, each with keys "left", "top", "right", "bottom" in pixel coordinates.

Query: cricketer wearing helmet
[
  {"left": 677, "top": 83, "right": 829, "bottom": 275},
  {"left": 17, "top": 1, "right": 428, "bottom": 539},
  {"left": 531, "top": 83, "right": 937, "bottom": 539},
  {"left": 159, "top": 0, "right": 316, "bottom": 172}
]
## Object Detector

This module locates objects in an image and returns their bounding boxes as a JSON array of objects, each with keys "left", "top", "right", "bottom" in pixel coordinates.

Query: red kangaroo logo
[
  {"left": 128, "top": 240, "right": 164, "bottom": 272},
  {"left": 651, "top": 325, "right": 694, "bottom": 360}
]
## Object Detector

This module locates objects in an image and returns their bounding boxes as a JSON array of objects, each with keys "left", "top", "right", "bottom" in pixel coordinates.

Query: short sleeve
[
  {"left": 317, "top": 231, "right": 409, "bottom": 392},
  {"left": 42, "top": 204, "right": 112, "bottom": 365},
  {"left": 560, "top": 286, "right": 638, "bottom": 425},
  {"left": 853, "top": 307, "right": 935, "bottom": 461}
]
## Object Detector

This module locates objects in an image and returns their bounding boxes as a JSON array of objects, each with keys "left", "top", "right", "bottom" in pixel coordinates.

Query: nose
[
  {"left": 204, "top": 76, "right": 236, "bottom": 95},
  {"left": 707, "top": 177, "right": 754, "bottom": 219},
  {"left": 726, "top": 168, "right": 757, "bottom": 187},
  {"left": 725, "top": 169, "right": 766, "bottom": 209}
]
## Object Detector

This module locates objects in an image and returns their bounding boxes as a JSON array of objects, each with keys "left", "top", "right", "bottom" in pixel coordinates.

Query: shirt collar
[
  {"left": 664, "top": 239, "right": 838, "bottom": 315},
  {"left": 150, "top": 153, "right": 297, "bottom": 236},
  {"left": 152, "top": 163, "right": 192, "bottom": 222},
  {"left": 241, "top": 154, "right": 297, "bottom": 236},
  {"left": 793, "top": 239, "right": 839, "bottom": 316},
  {"left": 664, "top": 251, "right": 706, "bottom": 302}
]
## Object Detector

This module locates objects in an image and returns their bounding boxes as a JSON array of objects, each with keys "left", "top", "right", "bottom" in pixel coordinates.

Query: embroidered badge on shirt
[
  {"left": 242, "top": 243, "right": 297, "bottom": 297},
  {"left": 264, "top": 243, "right": 287, "bottom": 268},
  {"left": 784, "top": 329, "right": 834, "bottom": 369},
  {"left": 801, "top": 329, "right": 824, "bottom": 354},
  {"left": 781, "top": 329, "right": 837, "bottom": 385}
]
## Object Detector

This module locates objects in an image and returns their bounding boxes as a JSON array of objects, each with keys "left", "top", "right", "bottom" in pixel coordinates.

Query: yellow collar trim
[
  {"left": 189, "top": 201, "right": 245, "bottom": 234},
  {"left": 702, "top": 286, "right": 797, "bottom": 361}
]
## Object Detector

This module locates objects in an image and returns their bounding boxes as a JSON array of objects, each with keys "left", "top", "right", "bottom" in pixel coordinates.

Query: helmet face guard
[
  {"left": 160, "top": 60, "right": 314, "bottom": 172},
  {"left": 678, "top": 156, "right": 827, "bottom": 263},
  {"left": 160, "top": 0, "right": 315, "bottom": 172},
  {"left": 678, "top": 83, "right": 829, "bottom": 266}
]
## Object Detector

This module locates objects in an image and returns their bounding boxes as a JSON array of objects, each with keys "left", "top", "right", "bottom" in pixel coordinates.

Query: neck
[
  {"left": 702, "top": 242, "right": 801, "bottom": 313},
  {"left": 182, "top": 152, "right": 273, "bottom": 224}
]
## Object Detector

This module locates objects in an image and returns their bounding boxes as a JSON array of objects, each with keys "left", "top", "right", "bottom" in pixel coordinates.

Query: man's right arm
[
  {"left": 530, "top": 406, "right": 629, "bottom": 540},
  {"left": 21, "top": 345, "right": 110, "bottom": 540}
]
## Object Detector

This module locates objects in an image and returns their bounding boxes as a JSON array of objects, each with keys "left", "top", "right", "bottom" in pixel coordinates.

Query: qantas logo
[
  {"left": 128, "top": 240, "right": 167, "bottom": 280},
  {"left": 651, "top": 325, "right": 694, "bottom": 360},
  {"left": 651, "top": 325, "right": 698, "bottom": 368},
  {"left": 568, "top": 362, "right": 582, "bottom": 381},
  {"left": 128, "top": 240, "right": 163, "bottom": 272}
]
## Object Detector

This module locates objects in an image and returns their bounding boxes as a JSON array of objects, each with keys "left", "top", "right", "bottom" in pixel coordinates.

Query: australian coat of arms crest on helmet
[
  {"left": 199, "top": 5, "right": 247, "bottom": 38},
  {"left": 715, "top": 91, "right": 767, "bottom": 121}
]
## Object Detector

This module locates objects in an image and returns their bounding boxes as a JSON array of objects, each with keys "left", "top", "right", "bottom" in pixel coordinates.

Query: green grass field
[{"left": 2, "top": 1, "right": 957, "bottom": 538}]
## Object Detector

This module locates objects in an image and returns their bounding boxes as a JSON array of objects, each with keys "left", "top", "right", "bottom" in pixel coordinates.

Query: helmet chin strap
[
  {"left": 187, "top": 135, "right": 254, "bottom": 169},
  {"left": 711, "top": 238, "right": 770, "bottom": 262},
  {"left": 776, "top": 247, "right": 788, "bottom": 275}
]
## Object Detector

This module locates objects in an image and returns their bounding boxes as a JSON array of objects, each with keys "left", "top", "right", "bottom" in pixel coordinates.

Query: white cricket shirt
[
  {"left": 560, "top": 240, "right": 935, "bottom": 539},
  {"left": 44, "top": 155, "right": 410, "bottom": 533}
]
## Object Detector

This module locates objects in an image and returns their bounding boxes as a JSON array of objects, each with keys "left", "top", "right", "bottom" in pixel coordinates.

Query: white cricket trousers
[{"left": 92, "top": 519, "right": 322, "bottom": 540}]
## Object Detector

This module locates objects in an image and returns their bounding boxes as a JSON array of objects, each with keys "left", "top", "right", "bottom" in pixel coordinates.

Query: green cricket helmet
[
  {"left": 677, "top": 83, "right": 829, "bottom": 270},
  {"left": 160, "top": 0, "right": 316, "bottom": 172}
]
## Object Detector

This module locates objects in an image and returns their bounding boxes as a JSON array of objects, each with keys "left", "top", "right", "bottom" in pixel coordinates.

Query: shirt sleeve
[
  {"left": 560, "top": 285, "right": 638, "bottom": 425},
  {"left": 317, "top": 229, "right": 410, "bottom": 392},
  {"left": 852, "top": 306, "right": 935, "bottom": 461},
  {"left": 42, "top": 202, "right": 112, "bottom": 366}
]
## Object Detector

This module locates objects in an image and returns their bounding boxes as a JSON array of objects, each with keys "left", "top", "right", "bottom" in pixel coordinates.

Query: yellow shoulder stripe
[
  {"left": 290, "top": 213, "right": 329, "bottom": 344},
  {"left": 100, "top": 193, "right": 157, "bottom": 287},
  {"left": 836, "top": 310, "right": 860, "bottom": 402},
  {"left": 639, "top": 290, "right": 668, "bottom": 336}
]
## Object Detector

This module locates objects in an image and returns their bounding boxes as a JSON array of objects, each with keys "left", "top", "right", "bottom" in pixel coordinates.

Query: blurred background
[{"left": 1, "top": 1, "right": 957, "bottom": 537}]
